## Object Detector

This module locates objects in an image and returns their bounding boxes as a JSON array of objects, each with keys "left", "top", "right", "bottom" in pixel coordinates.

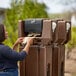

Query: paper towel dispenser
[{"left": 24, "top": 19, "right": 43, "bottom": 34}]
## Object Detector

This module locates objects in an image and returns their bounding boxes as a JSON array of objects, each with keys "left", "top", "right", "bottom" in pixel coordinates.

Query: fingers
[
  {"left": 19, "top": 37, "right": 25, "bottom": 41},
  {"left": 18, "top": 37, "right": 35, "bottom": 45},
  {"left": 17, "top": 37, "right": 24, "bottom": 44},
  {"left": 22, "top": 37, "right": 34, "bottom": 45}
]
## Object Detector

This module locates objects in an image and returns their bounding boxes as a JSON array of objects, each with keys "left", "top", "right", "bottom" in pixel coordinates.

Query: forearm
[
  {"left": 12, "top": 42, "right": 18, "bottom": 50},
  {"left": 23, "top": 43, "right": 31, "bottom": 54},
  {"left": 12, "top": 37, "right": 24, "bottom": 50}
]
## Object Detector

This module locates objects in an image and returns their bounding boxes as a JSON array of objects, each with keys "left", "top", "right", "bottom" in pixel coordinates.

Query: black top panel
[{"left": 24, "top": 19, "right": 43, "bottom": 34}]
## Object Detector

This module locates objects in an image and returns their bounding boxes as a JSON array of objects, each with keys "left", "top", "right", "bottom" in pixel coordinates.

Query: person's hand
[
  {"left": 23, "top": 37, "right": 34, "bottom": 54},
  {"left": 15, "top": 37, "right": 24, "bottom": 45},
  {"left": 23, "top": 37, "right": 34, "bottom": 45},
  {"left": 13, "top": 37, "right": 24, "bottom": 50}
]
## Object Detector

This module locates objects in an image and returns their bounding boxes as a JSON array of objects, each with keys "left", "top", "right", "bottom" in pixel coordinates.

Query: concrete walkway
[{"left": 65, "top": 47, "right": 76, "bottom": 76}]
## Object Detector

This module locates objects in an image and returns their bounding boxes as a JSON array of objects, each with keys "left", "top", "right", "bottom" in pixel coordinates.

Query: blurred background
[{"left": 0, "top": 0, "right": 76, "bottom": 76}]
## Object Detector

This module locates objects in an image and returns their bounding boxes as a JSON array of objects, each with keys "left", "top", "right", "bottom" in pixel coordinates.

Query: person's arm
[
  {"left": 1, "top": 37, "right": 34, "bottom": 61},
  {"left": 1, "top": 45, "right": 27, "bottom": 61},
  {"left": 13, "top": 37, "right": 24, "bottom": 50},
  {"left": 23, "top": 37, "right": 34, "bottom": 54},
  {"left": 12, "top": 42, "right": 18, "bottom": 50}
]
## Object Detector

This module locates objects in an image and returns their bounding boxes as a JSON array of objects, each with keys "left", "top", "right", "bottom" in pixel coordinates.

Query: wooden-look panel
[
  {"left": 46, "top": 46, "right": 52, "bottom": 76},
  {"left": 39, "top": 46, "right": 52, "bottom": 76},
  {"left": 20, "top": 60, "right": 26, "bottom": 76},
  {"left": 25, "top": 46, "right": 39, "bottom": 76},
  {"left": 39, "top": 46, "right": 47, "bottom": 76},
  {"left": 52, "top": 46, "right": 59, "bottom": 76},
  {"left": 59, "top": 45, "right": 65, "bottom": 76},
  {"left": 18, "top": 20, "right": 25, "bottom": 37},
  {"left": 52, "top": 45, "right": 65, "bottom": 76},
  {"left": 54, "top": 21, "right": 66, "bottom": 44}
]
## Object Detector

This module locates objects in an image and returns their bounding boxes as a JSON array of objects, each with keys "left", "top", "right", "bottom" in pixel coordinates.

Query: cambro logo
[{"left": 31, "top": 20, "right": 35, "bottom": 24}]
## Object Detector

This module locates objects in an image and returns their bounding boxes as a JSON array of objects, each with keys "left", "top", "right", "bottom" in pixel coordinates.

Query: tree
[{"left": 4, "top": 0, "right": 48, "bottom": 47}]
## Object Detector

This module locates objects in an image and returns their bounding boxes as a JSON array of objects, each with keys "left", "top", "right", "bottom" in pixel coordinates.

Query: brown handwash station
[{"left": 18, "top": 19, "right": 71, "bottom": 76}]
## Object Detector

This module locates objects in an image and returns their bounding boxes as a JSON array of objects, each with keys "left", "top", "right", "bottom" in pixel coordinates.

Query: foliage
[
  {"left": 66, "top": 26, "right": 76, "bottom": 49},
  {"left": 49, "top": 12, "right": 72, "bottom": 20},
  {"left": 4, "top": 0, "right": 48, "bottom": 47}
]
